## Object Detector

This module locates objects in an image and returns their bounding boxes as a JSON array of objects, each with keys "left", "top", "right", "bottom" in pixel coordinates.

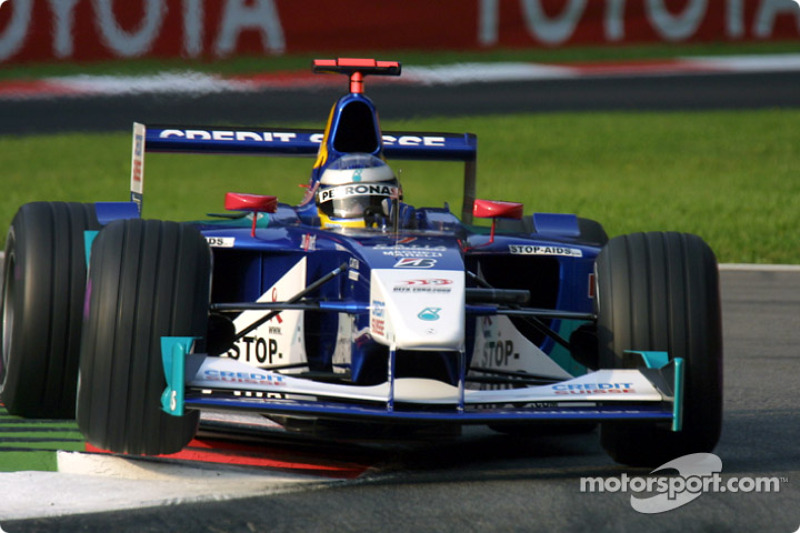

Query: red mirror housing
[
  {"left": 225, "top": 193, "right": 278, "bottom": 237},
  {"left": 472, "top": 199, "right": 525, "bottom": 245},
  {"left": 473, "top": 199, "right": 524, "bottom": 220},
  {"left": 224, "top": 192, "right": 278, "bottom": 213}
]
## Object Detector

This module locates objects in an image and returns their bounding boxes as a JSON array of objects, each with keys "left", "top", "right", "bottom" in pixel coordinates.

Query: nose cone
[{"left": 369, "top": 268, "right": 465, "bottom": 350}]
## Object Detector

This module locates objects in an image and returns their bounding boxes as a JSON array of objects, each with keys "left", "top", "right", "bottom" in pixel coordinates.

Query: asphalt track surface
[
  {"left": 1, "top": 70, "right": 799, "bottom": 135},
  {"left": 5, "top": 269, "right": 799, "bottom": 532},
  {"left": 3, "top": 72, "right": 800, "bottom": 532}
]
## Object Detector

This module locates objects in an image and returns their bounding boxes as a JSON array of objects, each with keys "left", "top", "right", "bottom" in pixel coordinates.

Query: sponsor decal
[
  {"left": 370, "top": 300, "right": 387, "bottom": 336},
  {"left": 203, "top": 369, "right": 285, "bottom": 385},
  {"left": 132, "top": 134, "right": 143, "bottom": 182},
  {"left": 160, "top": 129, "right": 298, "bottom": 142},
  {"left": 509, "top": 244, "right": 583, "bottom": 257},
  {"left": 397, "top": 278, "right": 453, "bottom": 286},
  {"left": 393, "top": 257, "right": 437, "bottom": 269},
  {"left": 375, "top": 244, "right": 446, "bottom": 251},
  {"left": 381, "top": 250, "right": 444, "bottom": 257},
  {"left": 417, "top": 307, "right": 441, "bottom": 321},
  {"left": 481, "top": 339, "right": 520, "bottom": 368},
  {"left": 375, "top": 244, "right": 446, "bottom": 258},
  {"left": 370, "top": 317, "right": 385, "bottom": 336},
  {"left": 552, "top": 382, "right": 635, "bottom": 394},
  {"left": 318, "top": 184, "right": 399, "bottom": 202},
  {"left": 226, "top": 259, "right": 306, "bottom": 367},
  {"left": 269, "top": 288, "right": 283, "bottom": 324},
  {"left": 393, "top": 278, "right": 453, "bottom": 293},
  {"left": 301, "top": 233, "right": 316, "bottom": 251},
  {"left": 156, "top": 130, "right": 451, "bottom": 149},
  {"left": 226, "top": 335, "right": 282, "bottom": 365},
  {"left": 205, "top": 236, "right": 235, "bottom": 248},
  {"left": 1, "top": 2, "right": 797, "bottom": 65},
  {"left": 382, "top": 135, "right": 445, "bottom": 147},
  {"left": 130, "top": 123, "right": 145, "bottom": 212},
  {"left": 472, "top": 315, "right": 573, "bottom": 384}
]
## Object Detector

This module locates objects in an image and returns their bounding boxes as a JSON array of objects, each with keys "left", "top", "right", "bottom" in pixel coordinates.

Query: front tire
[
  {"left": 1, "top": 202, "right": 100, "bottom": 418},
  {"left": 77, "top": 219, "right": 210, "bottom": 455},
  {"left": 596, "top": 232, "right": 722, "bottom": 467}
]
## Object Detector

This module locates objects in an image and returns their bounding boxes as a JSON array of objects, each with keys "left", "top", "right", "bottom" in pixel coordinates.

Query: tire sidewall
[
  {"left": 0, "top": 226, "right": 17, "bottom": 394},
  {"left": 77, "top": 219, "right": 209, "bottom": 455},
  {"left": 596, "top": 232, "right": 723, "bottom": 466},
  {"left": 0, "top": 203, "right": 100, "bottom": 418}
]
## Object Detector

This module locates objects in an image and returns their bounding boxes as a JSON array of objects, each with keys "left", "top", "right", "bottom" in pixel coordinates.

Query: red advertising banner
[{"left": 1, "top": 0, "right": 798, "bottom": 65}]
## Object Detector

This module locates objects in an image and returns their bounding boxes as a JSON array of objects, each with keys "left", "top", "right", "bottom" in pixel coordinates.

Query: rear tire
[
  {"left": 77, "top": 219, "right": 210, "bottom": 455},
  {"left": 1, "top": 202, "right": 100, "bottom": 418},
  {"left": 596, "top": 232, "right": 722, "bottom": 467}
]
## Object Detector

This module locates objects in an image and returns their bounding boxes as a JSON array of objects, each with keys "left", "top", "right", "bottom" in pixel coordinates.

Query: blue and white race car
[{"left": 0, "top": 59, "right": 722, "bottom": 466}]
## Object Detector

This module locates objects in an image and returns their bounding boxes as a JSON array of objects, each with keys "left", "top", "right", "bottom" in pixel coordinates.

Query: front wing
[{"left": 161, "top": 338, "right": 685, "bottom": 431}]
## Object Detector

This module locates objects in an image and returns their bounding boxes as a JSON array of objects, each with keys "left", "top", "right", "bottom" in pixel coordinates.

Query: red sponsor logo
[
  {"left": 397, "top": 279, "right": 453, "bottom": 286},
  {"left": 132, "top": 160, "right": 142, "bottom": 182}
]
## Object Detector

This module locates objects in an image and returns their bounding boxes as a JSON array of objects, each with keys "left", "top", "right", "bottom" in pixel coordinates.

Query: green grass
[
  {"left": 1, "top": 109, "right": 798, "bottom": 264},
  {"left": 1, "top": 41, "right": 798, "bottom": 80},
  {"left": 0, "top": 407, "right": 84, "bottom": 472}
]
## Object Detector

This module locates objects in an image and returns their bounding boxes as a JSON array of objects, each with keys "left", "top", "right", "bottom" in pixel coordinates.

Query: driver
[{"left": 315, "top": 153, "right": 401, "bottom": 229}]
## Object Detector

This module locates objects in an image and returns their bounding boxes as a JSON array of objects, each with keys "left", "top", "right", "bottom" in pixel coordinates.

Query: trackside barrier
[{"left": 1, "top": 1, "right": 799, "bottom": 64}]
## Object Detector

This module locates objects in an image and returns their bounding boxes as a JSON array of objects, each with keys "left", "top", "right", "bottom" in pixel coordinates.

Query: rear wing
[{"left": 130, "top": 123, "right": 479, "bottom": 223}]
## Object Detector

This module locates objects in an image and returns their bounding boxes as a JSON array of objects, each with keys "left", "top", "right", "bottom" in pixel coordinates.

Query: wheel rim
[{"left": 1, "top": 253, "right": 14, "bottom": 390}]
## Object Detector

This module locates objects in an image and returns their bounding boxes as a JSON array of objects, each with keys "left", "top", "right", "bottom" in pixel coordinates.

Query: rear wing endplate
[{"left": 130, "top": 123, "right": 478, "bottom": 223}]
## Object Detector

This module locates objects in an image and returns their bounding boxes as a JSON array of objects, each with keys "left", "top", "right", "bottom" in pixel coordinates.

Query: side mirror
[
  {"left": 472, "top": 199, "right": 524, "bottom": 244},
  {"left": 225, "top": 193, "right": 278, "bottom": 237}
]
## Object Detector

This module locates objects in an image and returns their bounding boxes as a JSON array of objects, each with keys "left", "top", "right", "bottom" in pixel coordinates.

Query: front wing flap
[{"left": 161, "top": 338, "right": 684, "bottom": 430}]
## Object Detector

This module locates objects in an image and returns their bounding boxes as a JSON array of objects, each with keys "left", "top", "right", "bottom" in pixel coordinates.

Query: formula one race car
[{"left": 0, "top": 59, "right": 722, "bottom": 467}]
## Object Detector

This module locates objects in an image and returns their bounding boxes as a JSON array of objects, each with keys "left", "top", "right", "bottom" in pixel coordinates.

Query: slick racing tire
[
  {"left": 1, "top": 202, "right": 100, "bottom": 418},
  {"left": 596, "top": 232, "right": 722, "bottom": 467},
  {"left": 77, "top": 219, "right": 210, "bottom": 455}
]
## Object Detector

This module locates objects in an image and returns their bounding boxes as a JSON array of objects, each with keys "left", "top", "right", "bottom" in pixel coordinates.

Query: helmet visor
[{"left": 317, "top": 181, "right": 400, "bottom": 219}]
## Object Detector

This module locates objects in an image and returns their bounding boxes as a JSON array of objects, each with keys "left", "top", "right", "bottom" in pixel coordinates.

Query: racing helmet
[{"left": 316, "top": 153, "right": 401, "bottom": 228}]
